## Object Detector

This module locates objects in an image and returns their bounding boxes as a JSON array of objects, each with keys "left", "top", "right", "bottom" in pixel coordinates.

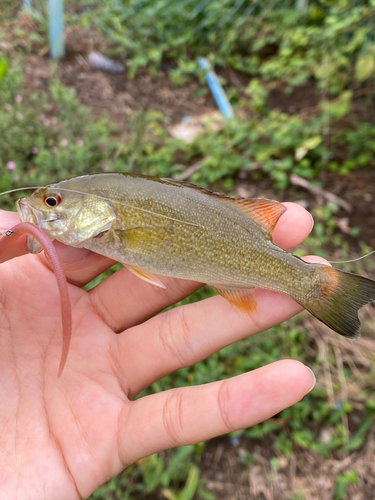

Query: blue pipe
[
  {"left": 48, "top": 0, "right": 65, "bottom": 60},
  {"left": 197, "top": 57, "right": 234, "bottom": 120}
]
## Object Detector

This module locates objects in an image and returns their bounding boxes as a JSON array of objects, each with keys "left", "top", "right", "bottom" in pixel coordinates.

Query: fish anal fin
[
  {"left": 212, "top": 286, "right": 257, "bottom": 315},
  {"left": 231, "top": 199, "right": 287, "bottom": 235},
  {"left": 125, "top": 265, "right": 166, "bottom": 289}
]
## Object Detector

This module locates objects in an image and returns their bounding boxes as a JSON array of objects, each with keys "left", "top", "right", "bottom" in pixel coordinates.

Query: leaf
[
  {"left": 320, "top": 91, "right": 352, "bottom": 120},
  {"left": 355, "top": 54, "right": 375, "bottom": 82},
  {"left": 177, "top": 466, "right": 200, "bottom": 500},
  {"left": 301, "top": 135, "right": 322, "bottom": 151},
  {"left": 295, "top": 135, "right": 322, "bottom": 160},
  {"left": 0, "top": 57, "right": 8, "bottom": 81}
]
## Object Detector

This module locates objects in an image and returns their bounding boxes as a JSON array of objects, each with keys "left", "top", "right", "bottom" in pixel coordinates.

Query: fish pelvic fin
[
  {"left": 212, "top": 285, "right": 257, "bottom": 315},
  {"left": 300, "top": 265, "right": 375, "bottom": 338},
  {"left": 125, "top": 265, "right": 166, "bottom": 289}
]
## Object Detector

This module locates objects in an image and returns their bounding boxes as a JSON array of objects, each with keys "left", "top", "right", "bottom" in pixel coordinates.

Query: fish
[{"left": 15, "top": 172, "right": 375, "bottom": 344}]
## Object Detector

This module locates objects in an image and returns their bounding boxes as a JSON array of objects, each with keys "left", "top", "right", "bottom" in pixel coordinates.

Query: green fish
[{"left": 16, "top": 173, "right": 375, "bottom": 339}]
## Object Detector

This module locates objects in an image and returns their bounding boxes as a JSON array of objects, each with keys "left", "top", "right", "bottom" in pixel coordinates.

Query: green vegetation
[
  {"left": 2, "top": 1, "right": 375, "bottom": 192},
  {"left": 0, "top": 65, "right": 118, "bottom": 201},
  {"left": 1, "top": 0, "right": 375, "bottom": 498}
]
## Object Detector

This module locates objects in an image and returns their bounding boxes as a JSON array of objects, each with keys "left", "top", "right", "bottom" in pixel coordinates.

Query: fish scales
[
  {"left": 16, "top": 173, "right": 375, "bottom": 339},
  {"left": 52, "top": 174, "right": 315, "bottom": 299}
]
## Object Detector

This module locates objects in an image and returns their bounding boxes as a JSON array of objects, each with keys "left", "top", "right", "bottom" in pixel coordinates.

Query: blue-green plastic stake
[
  {"left": 295, "top": 0, "right": 309, "bottom": 10},
  {"left": 23, "top": 0, "right": 33, "bottom": 12},
  {"left": 197, "top": 57, "right": 234, "bottom": 119},
  {"left": 48, "top": 0, "right": 65, "bottom": 60}
]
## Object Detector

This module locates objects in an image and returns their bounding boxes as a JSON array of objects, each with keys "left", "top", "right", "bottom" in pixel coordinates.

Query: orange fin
[
  {"left": 300, "top": 265, "right": 375, "bottom": 339},
  {"left": 230, "top": 198, "right": 286, "bottom": 235},
  {"left": 125, "top": 265, "right": 166, "bottom": 289},
  {"left": 212, "top": 286, "right": 257, "bottom": 315}
]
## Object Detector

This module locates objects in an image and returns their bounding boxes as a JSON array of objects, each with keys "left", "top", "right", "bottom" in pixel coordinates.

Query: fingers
[
  {"left": 91, "top": 268, "right": 201, "bottom": 331},
  {"left": 119, "top": 360, "right": 315, "bottom": 465},
  {"left": 272, "top": 202, "right": 313, "bottom": 249},
  {"left": 302, "top": 255, "right": 332, "bottom": 266},
  {"left": 112, "top": 248, "right": 331, "bottom": 396},
  {"left": 91, "top": 202, "right": 314, "bottom": 332},
  {"left": 52, "top": 241, "right": 116, "bottom": 286},
  {"left": 0, "top": 210, "right": 20, "bottom": 230},
  {"left": 113, "top": 287, "right": 304, "bottom": 397},
  {"left": 0, "top": 211, "right": 27, "bottom": 261}
]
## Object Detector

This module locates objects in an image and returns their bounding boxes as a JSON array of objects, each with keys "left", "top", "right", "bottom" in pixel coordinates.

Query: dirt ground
[
  {"left": 14, "top": 27, "right": 375, "bottom": 500},
  {"left": 200, "top": 429, "right": 375, "bottom": 500}
]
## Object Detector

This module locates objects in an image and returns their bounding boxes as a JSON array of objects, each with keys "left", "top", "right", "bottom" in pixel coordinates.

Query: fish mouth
[
  {"left": 16, "top": 199, "right": 62, "bottom": 254},
  {"left": 16, "top": 198, "right": 41, "bottom": 226},
  {"left": 16, "top": 198, "right": 58, "bottom": 228}
]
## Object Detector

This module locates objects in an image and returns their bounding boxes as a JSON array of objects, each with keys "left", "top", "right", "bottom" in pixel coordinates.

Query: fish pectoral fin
[
  {"left": 230, "top": 198, "right": 286, "bottom": 236},
  {"left": 124, "top": 265, "right": 166, "bottom": 289},
  {"left": 211, "top": 285, "right": 257, "bottom": 315}
]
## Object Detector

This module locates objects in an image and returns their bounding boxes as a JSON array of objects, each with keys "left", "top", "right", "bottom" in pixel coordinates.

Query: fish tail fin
[{"left": 300, "top": 266, "right": 375, "bottom": 338}]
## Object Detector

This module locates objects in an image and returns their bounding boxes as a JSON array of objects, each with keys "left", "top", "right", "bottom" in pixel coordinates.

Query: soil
[
  {"left": 23, "top": 51, "right": 216, "bottom": 135},
  {"left": 326, "top": 170, "right": 375, "bottom": 249},
  {"left": 200, "top": 428, "right": 375, "bottom": 500},
  {"left": 9, "top": 24, "right": 375, "bottom": 500}
]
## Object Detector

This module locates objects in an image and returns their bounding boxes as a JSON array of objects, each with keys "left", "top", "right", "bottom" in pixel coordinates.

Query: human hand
[{"left": 0, "top": 203, "right": 317, "bottom": 500}]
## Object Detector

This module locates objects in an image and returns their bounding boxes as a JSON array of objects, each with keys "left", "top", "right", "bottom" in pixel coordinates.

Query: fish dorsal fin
[
  {"left": 230, "top": 198, "right": 287, "bottom": 235},
  {"left": 164, "top": 178, "right": 286, "bottom": 234},
  {"left": 163, "top": 178, "right": 231, "bottom": 200}
]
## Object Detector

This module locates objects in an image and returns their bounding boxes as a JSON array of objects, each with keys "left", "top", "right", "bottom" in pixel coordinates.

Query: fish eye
[{"left": 44, "top": 194, "right": 62, "bottom": 207}]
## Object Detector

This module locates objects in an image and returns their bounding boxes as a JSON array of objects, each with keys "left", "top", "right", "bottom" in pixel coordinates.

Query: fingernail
[
  {"left": 305, "top": 365, "right": 316, "bottom": 392},
  {"left": 309, "top": 211, "right": 314, "bottom": 231}
]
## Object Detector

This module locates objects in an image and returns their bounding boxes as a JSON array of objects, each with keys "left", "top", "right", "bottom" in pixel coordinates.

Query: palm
[{"left": 0, "top": 205, "right": 316, "bottom": 500}]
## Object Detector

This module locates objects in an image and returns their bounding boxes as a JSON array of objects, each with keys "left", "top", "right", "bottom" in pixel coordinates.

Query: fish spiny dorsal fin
[
  {"left": 165, "top": 178, "right": 286, "bottom": 235},
  {"left": 164, "top": 178, "right": 231, "bottom": 199},
  {"left": 230, "top": 198, "right": 287, "bottom": 235}
]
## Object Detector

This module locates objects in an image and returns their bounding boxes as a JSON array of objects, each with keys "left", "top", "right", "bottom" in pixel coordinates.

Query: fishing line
[
  {"left": 328, "top": 250, "right": 375, "bottom": 264},
  {"left": 0, "top": 186, "right": 40, "bottom": 196}
]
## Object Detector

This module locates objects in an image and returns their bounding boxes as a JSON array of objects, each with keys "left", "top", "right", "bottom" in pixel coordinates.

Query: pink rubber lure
[{"left": 0, "top": 222, "right": 72, "bottom": 377}]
